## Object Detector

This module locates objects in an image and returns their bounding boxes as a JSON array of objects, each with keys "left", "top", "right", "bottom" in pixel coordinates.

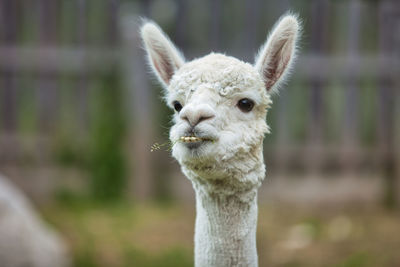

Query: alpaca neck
[
  {"left": 193, "top": 183, "right": 259, "bottom": 267},
  {"left": 181, "top": 144, "right": 265, "bottom": 266}
]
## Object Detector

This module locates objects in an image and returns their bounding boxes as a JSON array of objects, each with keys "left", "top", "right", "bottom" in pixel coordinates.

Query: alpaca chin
[
  {"left": 174, "top": 138, "right": 266, "bottom": 189},
  {"left": 172, "top": 140, "right": 215, "bottom": 162},
  {"left": 172, "top": 134, "right": 231, "bottom": 169}
]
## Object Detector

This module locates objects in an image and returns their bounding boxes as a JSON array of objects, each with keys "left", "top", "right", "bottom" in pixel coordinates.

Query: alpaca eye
[
  {"left": 173, "top": 101, "right": 183, "bottom": 112},
  {"left": 237, "top": 98, "right": 254, "bottom": 112}
]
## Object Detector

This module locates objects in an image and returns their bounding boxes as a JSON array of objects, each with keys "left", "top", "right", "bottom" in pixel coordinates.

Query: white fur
[{"left": 141, "top": 14, "right": 300, "bottom": 267}]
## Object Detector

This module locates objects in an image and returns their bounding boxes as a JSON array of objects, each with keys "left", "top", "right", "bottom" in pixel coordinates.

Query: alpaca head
[{"left": 141, "top": 15, "right": 300, "bottom": 188}]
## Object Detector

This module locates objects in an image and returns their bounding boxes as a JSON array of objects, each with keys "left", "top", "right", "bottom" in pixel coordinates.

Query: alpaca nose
[{"left": 180, "top": 104, "right": 215, "bottom": 126}]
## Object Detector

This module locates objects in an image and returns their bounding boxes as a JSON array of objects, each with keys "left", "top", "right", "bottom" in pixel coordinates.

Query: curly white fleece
[{"left": 169, "top": 54, "right": 271, "bottom": 198}]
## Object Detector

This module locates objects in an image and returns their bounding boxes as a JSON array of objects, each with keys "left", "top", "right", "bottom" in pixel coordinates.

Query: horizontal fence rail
[
  {"left": 0, "top": 45, "right": 398, "bottom": 79},
  {"left": 0, "top": 46, "right": 119, "bottom": 74}
]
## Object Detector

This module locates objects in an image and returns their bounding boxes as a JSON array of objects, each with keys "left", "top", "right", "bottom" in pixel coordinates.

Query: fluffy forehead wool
[{"left": 168, "top": 53, "right": 271, "bottom": 105}]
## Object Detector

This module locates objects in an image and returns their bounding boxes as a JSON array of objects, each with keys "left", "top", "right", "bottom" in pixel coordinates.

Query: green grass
[
  {"left": 43, "top": 200, "right": 194, "bottom": 267},
  {"left": 42, "top": 201, "right": 400, "bottom": 267}
]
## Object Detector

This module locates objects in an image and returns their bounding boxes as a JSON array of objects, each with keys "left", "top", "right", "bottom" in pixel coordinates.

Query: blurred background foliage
[{"left": 0, "top": 0, "right": 399, "bottom": 266}]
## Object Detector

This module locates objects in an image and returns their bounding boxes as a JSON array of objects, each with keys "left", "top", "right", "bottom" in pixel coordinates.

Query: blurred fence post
[
  {"left": 0, "top": 0, "right": 17, "bottom": 132},
  {"left": 378, "top": 0, "right": 399, "bottom": 208},
  {"left": 174, "top": 0, "right": 188, "bottom": 49},
  {"left": 395, "top": 0, "right": 400, "bottom": 207},
  {"left": 120, "top": 12, "right": 154, "bottom": 201},
  {"left": 209, "top": 0, "right": 221, "bottom": 51},
  {"left": 0, "top": 0, "right": 21, "bottom": 163},
  {"left": 307, "top": 0, "right": 330, "bottom": 172},
  {"left": 342, "top": 0, "right": 361, "bottom": 171},
  {"left": 76, "top": 0, "right": 89, "bottom": 131},
  {"left": 242, "top": 0, "right": 260, "bottom": 60},
  {"left": 273, "top": 0, "right": 290, "bottom": 172},
  {"left": 37, "top": 0, "right": 59, "bottom": 132}
]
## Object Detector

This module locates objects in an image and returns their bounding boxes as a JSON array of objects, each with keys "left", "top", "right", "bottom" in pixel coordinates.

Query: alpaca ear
[
  {"left": 141, "top": 21, "right": 185, "bottom": 87},
  {"left": 254, "top": 14, "right": 300, "bottom": 93}
]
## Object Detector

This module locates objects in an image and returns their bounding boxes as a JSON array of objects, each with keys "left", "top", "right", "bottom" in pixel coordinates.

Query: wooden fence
[{"left": 0, "top": 0, "right": 398, "bottom": 203}]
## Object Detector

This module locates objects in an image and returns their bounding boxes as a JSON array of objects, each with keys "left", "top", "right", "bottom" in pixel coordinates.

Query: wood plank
[{"left": 0, "top": 45, "right": 397, "bottom": 78}]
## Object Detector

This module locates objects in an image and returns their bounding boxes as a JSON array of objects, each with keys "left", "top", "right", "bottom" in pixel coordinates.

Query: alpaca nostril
[{"left": 197, "top": 114, "right": 215, "bottom": 124}]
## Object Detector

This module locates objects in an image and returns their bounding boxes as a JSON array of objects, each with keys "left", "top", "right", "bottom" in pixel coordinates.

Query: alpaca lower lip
[{"left": 179, "top": 136, "right": 215, "bottom": 149}]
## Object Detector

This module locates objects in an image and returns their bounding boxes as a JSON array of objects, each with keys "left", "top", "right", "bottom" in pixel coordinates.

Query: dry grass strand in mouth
[
  {"left": 151, "top": 137, "right": 216, "bottom": 152},
  {"left": 150, "top": 139, "right": 178, "bottom": 152}
]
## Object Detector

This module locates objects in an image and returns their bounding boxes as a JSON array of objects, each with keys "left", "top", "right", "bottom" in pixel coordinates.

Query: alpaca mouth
[
  {"left": 179, "top": 135, "right": 214, "bottom": 150},
  {"left": 180, "top": 136, "right": 213, "bottom": 143}
]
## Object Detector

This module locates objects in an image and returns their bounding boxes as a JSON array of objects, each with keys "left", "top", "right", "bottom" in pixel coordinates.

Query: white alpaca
[{"left": 141, "top": 14, "right": 300, "bottom": 267}]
